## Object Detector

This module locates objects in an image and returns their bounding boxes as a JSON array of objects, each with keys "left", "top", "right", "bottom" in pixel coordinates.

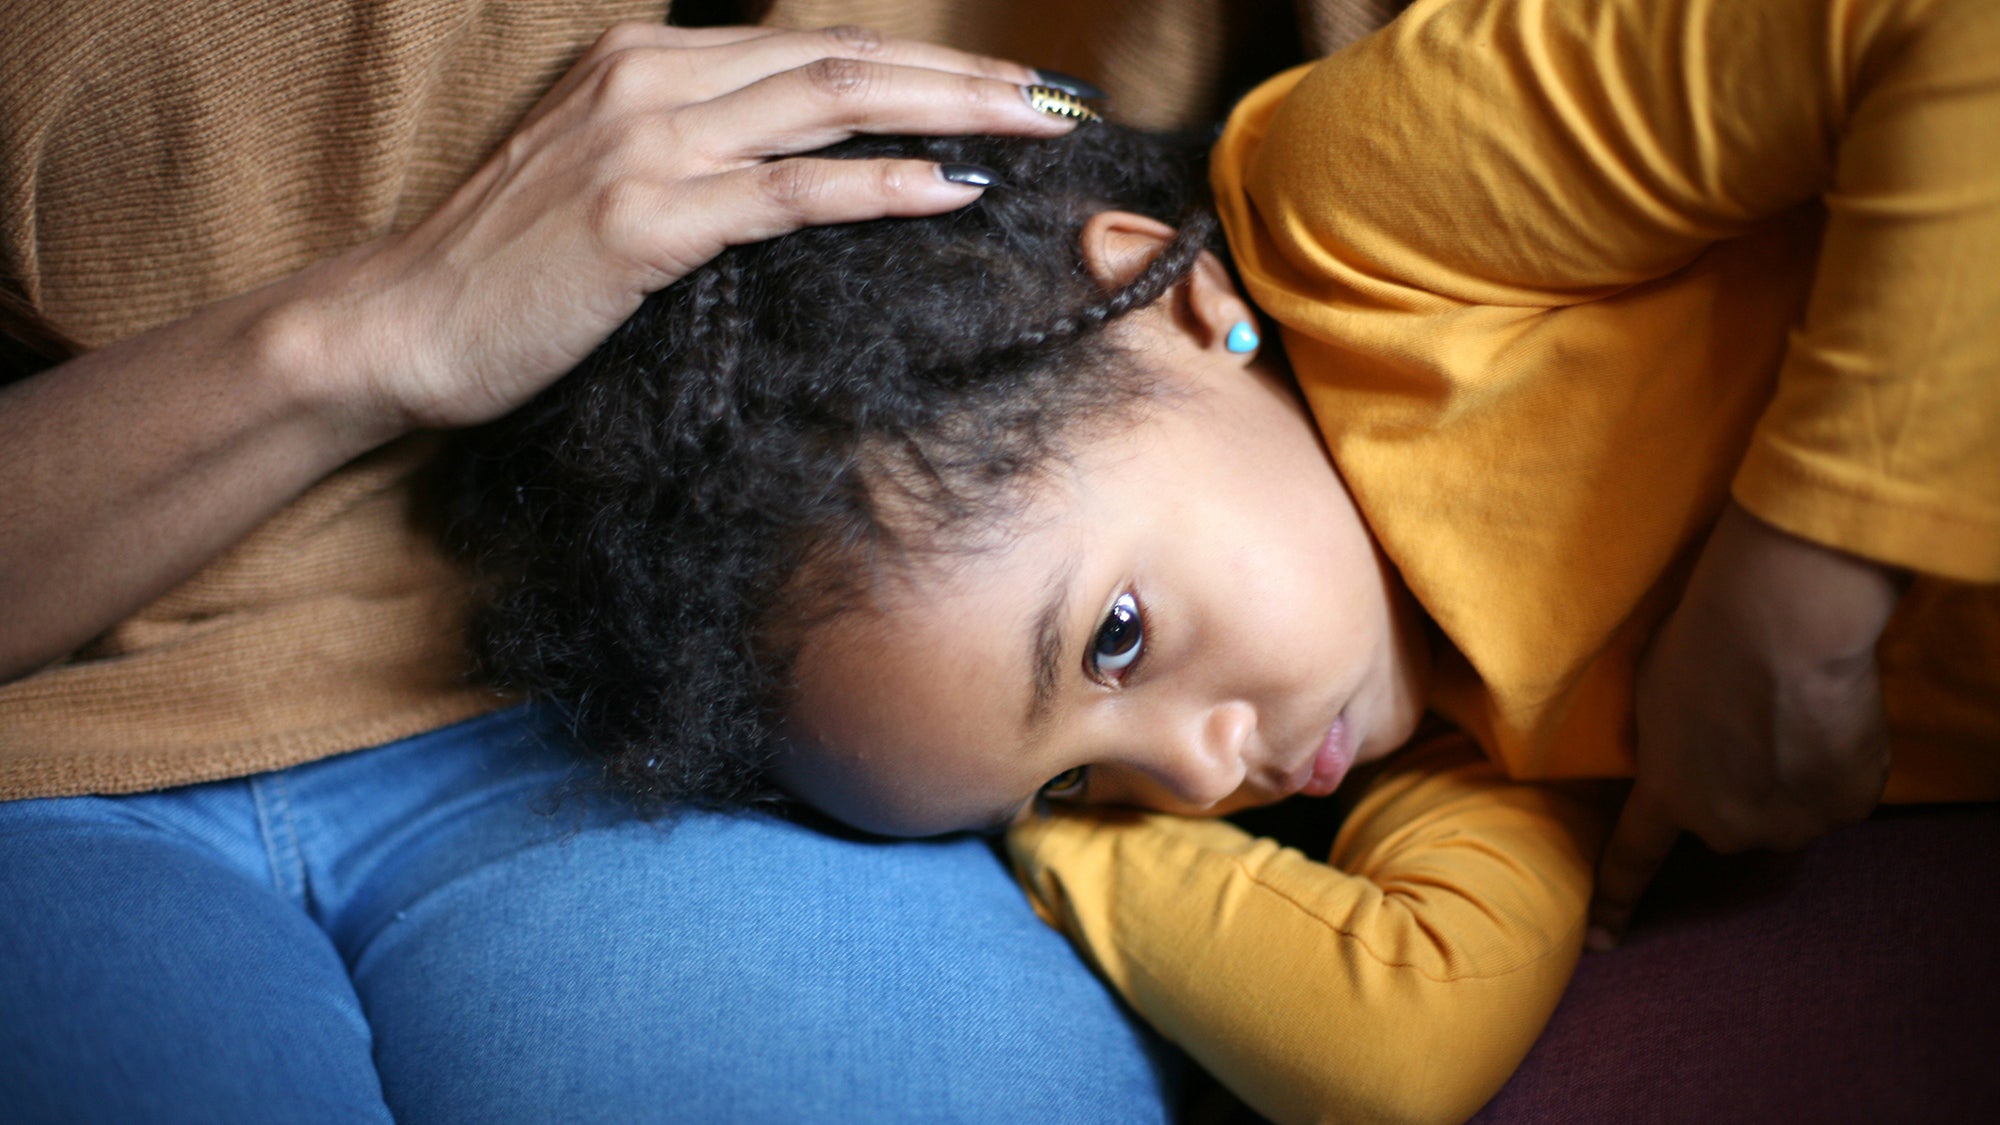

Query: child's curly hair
[{"left": 446, "top": 124, "right": 1220, "bottom": 811}]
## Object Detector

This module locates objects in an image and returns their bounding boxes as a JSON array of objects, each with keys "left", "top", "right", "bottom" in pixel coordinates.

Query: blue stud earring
[{"left": 1225, "top": 321, "right": 1260, "bottom": 354}]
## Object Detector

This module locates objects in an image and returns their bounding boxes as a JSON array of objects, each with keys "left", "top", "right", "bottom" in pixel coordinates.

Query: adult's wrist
[{"left": 243, "top": 242, "right": 424, "bottom": 456}]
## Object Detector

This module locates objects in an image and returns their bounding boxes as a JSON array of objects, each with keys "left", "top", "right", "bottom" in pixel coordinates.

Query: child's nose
[{"left": 1142, "top": 700, "right": 1252, "bottom": 808}]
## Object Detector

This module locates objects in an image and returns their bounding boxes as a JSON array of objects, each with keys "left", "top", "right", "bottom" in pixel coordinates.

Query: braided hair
[{"left": 447, "top": 124, "right": 1221, "bottom": 811}]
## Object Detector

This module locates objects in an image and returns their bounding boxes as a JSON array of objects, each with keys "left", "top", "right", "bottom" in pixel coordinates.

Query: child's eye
[
  {"left": 1089, "top": 592, "right": 1144, "bottom": 680},
  {"left": 1040, "top": 766, "right": 1090, "bottom": 800}
]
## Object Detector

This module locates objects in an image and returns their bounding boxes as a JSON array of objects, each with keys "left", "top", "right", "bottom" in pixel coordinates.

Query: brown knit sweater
[{"left": 0, "top": 0, "right": 1401, "bottom": 800}]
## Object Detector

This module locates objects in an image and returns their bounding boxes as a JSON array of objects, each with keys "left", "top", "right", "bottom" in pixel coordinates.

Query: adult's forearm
[
  {"left": 0, "top": 260, "right": 398, "bottom": 683},
  {"left": 0, "top": 25, "right": 1081, "bottom": 684}
]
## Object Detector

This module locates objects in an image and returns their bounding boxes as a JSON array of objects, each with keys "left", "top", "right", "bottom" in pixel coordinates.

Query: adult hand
[
  {"left": 1587, "top": 500, "right": 1905, "bottom": 948},
  {"left": 315, "top": 23, "right": 1081, "bottom": 438},
  {"left": 0, "top": 23, "right": 1076, "bottom": 682}
]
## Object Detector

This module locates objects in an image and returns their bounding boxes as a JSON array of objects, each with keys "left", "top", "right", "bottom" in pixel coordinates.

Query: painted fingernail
[
  {"left": 1031, "top": 68, "right": 1108, "bottom": 101},
  {"left": 938, "top": 163, "right": 1000, "bottom": 187},
  {"left": 1023, "top": 84, "right": 1102, "bottom": 123}
]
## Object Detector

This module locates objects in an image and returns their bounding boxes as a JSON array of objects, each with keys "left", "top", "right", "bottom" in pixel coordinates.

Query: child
[{"left": 453, "top": 0, "right": 1999, "bottom": 1118}]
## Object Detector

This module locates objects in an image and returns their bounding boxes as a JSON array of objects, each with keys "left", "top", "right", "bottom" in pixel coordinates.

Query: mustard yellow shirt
[
  {"left": 1014, "top": 1, "right": 1998, "bottom": 1121},
  {"left": 1216, "top": 0, "right": 2000, "bottom": 792},
  {"left": 1013, "top": 738, "right": 1603, "bottom": 1125}
]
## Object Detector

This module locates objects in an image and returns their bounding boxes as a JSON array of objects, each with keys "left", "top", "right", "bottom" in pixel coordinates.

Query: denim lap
[{"left": 0, "top": 708, "right": 1175, "bottom": 1123}]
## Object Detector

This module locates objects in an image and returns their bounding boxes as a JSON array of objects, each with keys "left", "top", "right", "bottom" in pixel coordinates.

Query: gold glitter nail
[{"left": 1024, "top": 85, "right": 1102, "bottom": 123}]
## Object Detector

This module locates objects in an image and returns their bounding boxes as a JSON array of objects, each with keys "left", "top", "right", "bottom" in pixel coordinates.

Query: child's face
[{"left": 773, "top": 259, "right": 1432, "bottom": 836}]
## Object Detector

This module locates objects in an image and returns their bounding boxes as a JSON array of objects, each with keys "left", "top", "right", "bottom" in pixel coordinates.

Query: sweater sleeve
[
  {"left": 1006, "top": 737, "right": 1607, "bottom": 1125},
  {"left": 1222, "top": 0, "right": 2000, "bottom": 581}
]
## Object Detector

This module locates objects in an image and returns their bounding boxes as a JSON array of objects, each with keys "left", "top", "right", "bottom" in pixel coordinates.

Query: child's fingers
[{"left": 1588, "top": 790, "right": 1680, "bottom": 950}]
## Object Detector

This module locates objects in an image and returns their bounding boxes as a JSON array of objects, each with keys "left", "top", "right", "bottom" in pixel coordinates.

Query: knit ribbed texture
[{"left": 0, "top": 0, "right": 669, "bottom": 798}]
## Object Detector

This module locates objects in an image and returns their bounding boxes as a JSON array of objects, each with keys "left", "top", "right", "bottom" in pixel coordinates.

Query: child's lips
[{"left": 1295, "top": 714, "right": 1356, "bottom": 798}]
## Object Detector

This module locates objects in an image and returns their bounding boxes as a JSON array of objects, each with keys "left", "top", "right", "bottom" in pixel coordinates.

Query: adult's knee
[
  {"left": 357, "top": 809, "right": 1176, "bottom": 1122},
  {"left": 0, "top": 820, "right": 390, "bottom": 1124}
]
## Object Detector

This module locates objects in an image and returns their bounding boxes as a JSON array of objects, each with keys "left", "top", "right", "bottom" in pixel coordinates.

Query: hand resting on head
[{"left": 0, "top": 22, "right": 1075, "bottom": 685}]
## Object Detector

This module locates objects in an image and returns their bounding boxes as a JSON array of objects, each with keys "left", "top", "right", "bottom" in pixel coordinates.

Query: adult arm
[
  {"left": 0, "top": 24, "right": 1075, "bottom": 682},
  {"left": 1010, "top": 738, "right": 1606, "bottom": 1125}
]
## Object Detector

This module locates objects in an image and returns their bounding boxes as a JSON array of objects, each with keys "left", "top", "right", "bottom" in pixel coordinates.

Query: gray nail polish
[
  {"left": 939, "top": 163, "right": 1000, "bottom": 188},
  {"left": 1031, "top": 68, "right": 1108, "bottom": 101}
]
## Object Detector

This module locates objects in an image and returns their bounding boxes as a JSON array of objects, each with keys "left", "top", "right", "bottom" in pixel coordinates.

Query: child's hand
[{"left": 1588, "top": 501, "right": 1905, "bottom": 948}]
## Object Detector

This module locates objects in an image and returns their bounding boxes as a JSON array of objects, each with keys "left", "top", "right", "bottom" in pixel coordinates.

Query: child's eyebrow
[{"left": 1024, "top": 556, "right": 1080, "bottom": 730}]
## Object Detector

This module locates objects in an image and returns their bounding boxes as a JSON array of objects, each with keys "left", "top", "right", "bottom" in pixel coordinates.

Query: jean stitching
[
  {"left": 249, "top": 773, "right": 305, "bottom": 905},
  {"left": 273, "top": 772, "right": 315, "bottom": 914}
]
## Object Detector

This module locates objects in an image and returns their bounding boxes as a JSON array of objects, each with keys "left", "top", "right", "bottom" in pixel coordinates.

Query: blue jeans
[{"left": 0, "top": 707, "right": 1176, "bottom": 1123}]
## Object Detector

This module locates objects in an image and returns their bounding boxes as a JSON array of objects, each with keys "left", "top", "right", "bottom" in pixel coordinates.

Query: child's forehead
[
  {"left": 852, "top": 494, "right": 1085, "bottom": 619},
  {"left": 815, "top": 365, "right": 1270, "bottom": 631},
  {"left": 854, "top": 414, "right": 1213, "bottom": 605}
]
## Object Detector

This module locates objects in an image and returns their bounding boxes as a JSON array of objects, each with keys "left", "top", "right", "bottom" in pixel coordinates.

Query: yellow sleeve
[
  {"left": 1006, "top": 738, "right": 1607, "bottom": 1125},
  {"left": 1731, "top": 0, "right": 2000, "bottom": 579},
  {"left": 1219, "top": 0, "right": 2000, "bottom": 581}
]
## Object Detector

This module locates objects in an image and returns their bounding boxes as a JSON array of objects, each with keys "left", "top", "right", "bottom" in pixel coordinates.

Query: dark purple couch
[{"left": 1469, "top": 803, "right": 2000, "bottom": 1124}]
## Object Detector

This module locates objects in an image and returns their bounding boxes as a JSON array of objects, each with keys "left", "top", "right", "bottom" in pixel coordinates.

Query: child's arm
[
  {"left": 1591, "top": 500, "right": 1907, "bottom": 943},
  {"left": 1008, "top": 737, "right": 1607, "bottom": 1125},
  {"left": 1222, "top": 0, "right": 2000, "bottom": 916},
  {"left": 1588, "top": 0, "right": 2000, "bottom": 932}
]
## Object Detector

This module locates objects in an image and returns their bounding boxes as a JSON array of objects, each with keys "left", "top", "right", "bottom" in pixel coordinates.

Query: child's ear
[
  {"left": 1078, "top": 210, "right": 1259, "bottom": 359},
  {"left": 1078, "top": 210, "right": 1178, "bottom": 288}
]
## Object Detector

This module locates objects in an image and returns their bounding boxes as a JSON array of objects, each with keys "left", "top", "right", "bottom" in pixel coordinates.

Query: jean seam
[
  {"left": 275, "top": 773, "right": 313, "bottom": 912},
  {"left": 249, "top": 773, "right": 306, "bottom": 906}
]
